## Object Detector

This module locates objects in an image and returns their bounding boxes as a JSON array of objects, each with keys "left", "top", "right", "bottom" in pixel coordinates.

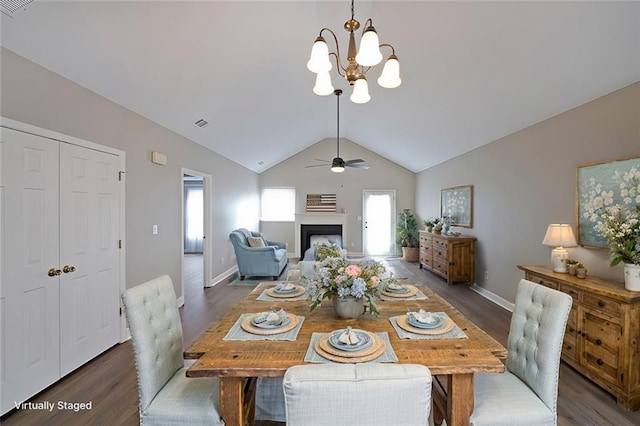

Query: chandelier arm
[
  {"left": 329, "top": 53, "right": 346, "bottom": 77},
  {"left": 379, "top": 43, "right": 396, "bottom": 56},
  {"left": 320, "top": 27, "right": 348, "bottom": 73},
  {"left": 360, "top": 18, "right": 374, "bottom": 36}
]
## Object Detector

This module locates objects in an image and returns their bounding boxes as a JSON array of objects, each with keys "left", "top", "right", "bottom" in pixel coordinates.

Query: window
[{"left": 261, "top": 187, "right": 296, "bottom": 222}]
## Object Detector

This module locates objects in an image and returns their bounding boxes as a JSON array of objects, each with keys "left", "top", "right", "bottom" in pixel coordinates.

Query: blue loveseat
[{"left": 229, "top": 228, "right": 288, "bottom": 280}]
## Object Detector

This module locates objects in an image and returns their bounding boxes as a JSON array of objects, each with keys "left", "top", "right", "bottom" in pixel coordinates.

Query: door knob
[
  {"left": 63, "top": 265, "right": 76, "bottom": 273},
  {"left": 48, "top": 268, "right": 62, "bottom": 277}
]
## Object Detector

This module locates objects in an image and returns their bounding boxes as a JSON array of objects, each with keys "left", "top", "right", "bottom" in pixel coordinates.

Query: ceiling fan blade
[
  {"left": 345, "top": 159, "right": 365, "bottom": 164},
  {"left": 305, "top": 164, "right": 329, "bottom": 168},
  {"left": 314, "top": 159, "right": 331, "bottom": 163},
  {"left": 345, "top": 163, "right": 370, "bottom": 169}
]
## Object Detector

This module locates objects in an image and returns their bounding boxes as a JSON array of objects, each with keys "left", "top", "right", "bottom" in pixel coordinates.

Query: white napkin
[
  {"left": 409, "top": 309, "right": 437, "bottom": 324},
  {"left": 266, "top": 309, "right": 287, "bottom": 325},
  {"left": 338, "top": 326, "right": 360, "bottom": 345},
  {"left": 275, "top": 282, "right": 296, "bottom": 291},
  {"left": 387, "top": 282, "right": 404, "bottom": 291}
]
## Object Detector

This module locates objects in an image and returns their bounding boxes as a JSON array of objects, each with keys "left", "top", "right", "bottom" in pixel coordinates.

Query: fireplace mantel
[{"left": 294, "top": 213, "right": 348, "bottom": 257}]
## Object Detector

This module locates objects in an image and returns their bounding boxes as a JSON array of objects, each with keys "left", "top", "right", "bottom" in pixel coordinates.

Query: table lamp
[{"left": 542, "top": 224, "right": 577, "bottom": 273}]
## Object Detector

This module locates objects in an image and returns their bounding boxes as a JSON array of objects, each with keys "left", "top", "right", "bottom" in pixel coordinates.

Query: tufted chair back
[
  {"left": 122, "top": 275, "right": 184, "bottom": 413},
  {"left": 505, "top": 279, "right": 573, "bottom": 415}
]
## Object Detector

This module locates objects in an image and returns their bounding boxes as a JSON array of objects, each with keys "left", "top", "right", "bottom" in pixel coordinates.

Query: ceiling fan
[{"left": 306, "top": 89, "right": 369, "bottom": 173}]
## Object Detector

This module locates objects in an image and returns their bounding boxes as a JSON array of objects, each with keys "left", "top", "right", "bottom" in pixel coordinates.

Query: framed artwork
[
  {"left": 441, "top": 185, "right": 473, "bottom": 228},
  {"left": 576, "top": 156, "right": 640, "bottom": 248}
]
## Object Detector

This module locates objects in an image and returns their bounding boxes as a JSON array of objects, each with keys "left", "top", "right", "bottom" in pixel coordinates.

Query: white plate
[
  {"left": 328, "top": 329, "right": 373, "bottom": 352},
  {"left": 251, "top": 314, "right": 291, "bottom": 329},
  {"left": 407, "top": 314, "right": 443, "bottom": 329}
]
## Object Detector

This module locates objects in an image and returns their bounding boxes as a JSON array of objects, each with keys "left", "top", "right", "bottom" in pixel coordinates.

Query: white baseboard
[
  {"left": 210, "top": 265, "right": 238, "bottom": 286},
  {"left": 177, "top": 295, "right": 185, "bottom": 307},
  {"left": 470, "top": 283, "right": 514, "bottom": 312}
]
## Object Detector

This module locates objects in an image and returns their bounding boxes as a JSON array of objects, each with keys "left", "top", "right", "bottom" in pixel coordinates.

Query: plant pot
[
  {"left": 402, "top": 247, "right": 419, "bottom": 262},
  {"left": 623, "top": 263, "right": 640, "bottom": 292},
  {"left": 567, "top": 264, "right": 577, "bottom": 276},
  {"left": 332, "top": 295, "right": 365, "bottom": 319},
  {"left": 576, "top": 268, "right": 587, "bottom": 279}
]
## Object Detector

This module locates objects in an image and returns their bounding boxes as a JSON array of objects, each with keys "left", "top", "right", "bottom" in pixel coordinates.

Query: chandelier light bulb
[
  {"left": 377, "top": 55, "right": 401, "bottom": 88},
  {"left": 307, "top": 37, "right": 332, "bottom": 73},
  {"left": 355, "top": 26, "right": 383, "bottom": 67},
  {"left": 350, "top": 77, "right": 371, "bottom": 104},
  {"left": 313, "top": 71, "right": 334, "bottom": 96}
]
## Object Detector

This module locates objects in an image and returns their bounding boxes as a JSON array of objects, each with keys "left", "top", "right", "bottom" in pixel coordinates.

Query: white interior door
[
  {"left": 1, "top": 128, "right": 61, "bottom": 414},
  {"left": 362, "top": 190, "right": 396, "bottom": 256},
  {"left": 59, "top": 143, "right": 121, "bottom": 376}
]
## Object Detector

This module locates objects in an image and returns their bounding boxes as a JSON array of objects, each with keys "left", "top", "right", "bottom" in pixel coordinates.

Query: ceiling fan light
[
  {"left": 307, "top": 37, "right": 332, "bottom": 73},
  {"left": 313, "top": 71, "right": 334, "bottom": 96},
  {"left": 331, "top": 165, "right": 345, "bottom": 173},
  {"left": 378, "top": 55, "right": 401, "bottom": 89},
  {"left": 355, "top": 26, "right": 382, "bottom": 67},
  {"left": 350, "top": 78, "right": 371, "bottom": 104}
]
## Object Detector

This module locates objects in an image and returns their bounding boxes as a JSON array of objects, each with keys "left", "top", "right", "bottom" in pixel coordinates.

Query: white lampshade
[
  {"left": 350, "top": 77, "right": 371, "bottom": 104},
  {"left": 307, "top": 37, "right": 332, "bottom": 73},
  {"left": 377, "top": 55, "right": 401, "bottom": 89},
  {"left": 313, "top": 71, "right": 334, "bottom": 96},
  {"left": 542, "top": 224, "right": 577, "bottom": 273},
  {"left": 355, "top": 26, "right": 383, "bottom": 66}
]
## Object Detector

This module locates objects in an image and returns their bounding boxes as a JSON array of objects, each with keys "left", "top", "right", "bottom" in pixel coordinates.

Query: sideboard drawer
[
  {"left": 526, "top": 272, "right": 558, "bottom": 289},
  {"left": 583, "top": 293, "right": 621, "bottom": 319},
  {"left": 559, "top": 283, "right": 581, "bottom": 303}
]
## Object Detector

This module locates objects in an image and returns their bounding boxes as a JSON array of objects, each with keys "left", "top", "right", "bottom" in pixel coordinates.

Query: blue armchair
[{"left": 229, "top": 228, "right": 288, "bottom": 280}]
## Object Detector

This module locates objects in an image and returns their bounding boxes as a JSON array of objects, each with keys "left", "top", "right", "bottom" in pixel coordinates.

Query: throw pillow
[
  {"left": 315, "top": 243, "right": 343, "bottom": 261},
  {"left": 247, "top": 236, "right": 266, "bottom": 247}
]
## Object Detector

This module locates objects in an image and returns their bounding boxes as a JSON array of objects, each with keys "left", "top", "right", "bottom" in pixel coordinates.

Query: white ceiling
[{"left": 2, "top": 1, "right": 639, "bottom": 173}]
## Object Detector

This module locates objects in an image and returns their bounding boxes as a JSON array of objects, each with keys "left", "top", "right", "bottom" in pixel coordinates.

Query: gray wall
[
  {"left": 260, "top": 137, "right": 416, "bottom": 255},
  {"left": 416, "top": 82, "right": 640, "bottom": 303},
  {"left": 0, "top": 47, "right": 260, "bottom": 299}
]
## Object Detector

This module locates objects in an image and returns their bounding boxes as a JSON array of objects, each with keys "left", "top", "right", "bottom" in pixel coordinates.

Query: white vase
[
  {"left": 623, "top": 263, "right": 640, "bottom": 292},
  {"left": 332, "top": 295, "right": 365, "bottom": 319}
]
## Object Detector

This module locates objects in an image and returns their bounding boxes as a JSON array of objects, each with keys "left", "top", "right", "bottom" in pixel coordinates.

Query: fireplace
[
  {"left": 300, "top": 224, "right": 343, "bottom": 257},
  {"left": 294, "top": 213, "right": 348, "bottom": 257}
]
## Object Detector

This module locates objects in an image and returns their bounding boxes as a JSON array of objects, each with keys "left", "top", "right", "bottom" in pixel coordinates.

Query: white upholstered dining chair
[
  {"left": 283, "top": 363, "right": 432, "bottom": 426},
  {"left": 469, "top": 278, "right": 572, "bottom": 425},
  {"left": 122, "top": 275, "right": 224, "bottom": 425}
]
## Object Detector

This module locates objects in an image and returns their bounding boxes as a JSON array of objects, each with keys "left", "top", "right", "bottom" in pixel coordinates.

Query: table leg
[
  {"left": 219, "top": 377, "right": 244, "bottom": 426},
  {"left": 448, "top": 373, "right": 474, "bottom": 426}
]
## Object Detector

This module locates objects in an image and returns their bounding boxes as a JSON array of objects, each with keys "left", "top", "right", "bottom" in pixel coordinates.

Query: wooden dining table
[{"left": 185, "top": 282, "right": 507, "bottom": 426}]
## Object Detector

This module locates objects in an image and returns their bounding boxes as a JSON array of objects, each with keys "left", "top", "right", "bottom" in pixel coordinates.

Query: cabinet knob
[
  {"left": 595, "top": 339, "right": 603, "bottom": 346},
  {"left": 538, "top": 279, "right": 544, "bottom": 285},
  {"left": 596, "top": 358, "right": 604, "bottom": 366},
  {"left": 598, "top": 300, "right": 606, "bottom": 308},
  {"left": 568, "top": 327, "right": 575, "bottom": 333}
]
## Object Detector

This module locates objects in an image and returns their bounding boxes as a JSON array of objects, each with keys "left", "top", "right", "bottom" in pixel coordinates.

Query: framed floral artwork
[
  {"left": 441, "top": 185, "right": 473, "bottom": 228},
  {"left": 576, "top": 156, "right": 640, "bottom": 248}
]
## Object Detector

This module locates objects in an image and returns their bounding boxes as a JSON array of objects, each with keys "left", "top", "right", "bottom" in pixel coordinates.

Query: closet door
[
  {"left": 1, "top": 128, "right": 61, "bottom": 414},
  {"left": 59, "top": 143, "right": 121, "bottom": 376}
]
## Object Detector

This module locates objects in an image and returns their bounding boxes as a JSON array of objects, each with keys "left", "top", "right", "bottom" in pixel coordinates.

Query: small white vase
[
  {"left": 332, "top": 295, "right": 365, "bottom": 319},
  {"left": 623, "top": 263, "right": 640, "bottom": 292}
]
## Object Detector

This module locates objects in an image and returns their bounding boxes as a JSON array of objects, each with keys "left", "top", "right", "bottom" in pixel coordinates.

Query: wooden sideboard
[
  {"left": 518, "top": 265, "right": 640, "bottom": 410},
  {"left": 419, "top": 231, "right": 476, "bottom": 284}
]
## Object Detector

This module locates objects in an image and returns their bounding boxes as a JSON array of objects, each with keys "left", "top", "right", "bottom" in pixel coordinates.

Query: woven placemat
[
  {"left": 315, "top": 331, "right": 386, "bottom": 363},
  {"left": 266, "top": 284, "right": 306, "bottom": 298},
  {"left": 240, "top": 313, "right": 300, "bottom": 335},
  {"left": 381, "top": 284, "right": 419, "bottom": 298},
  {"left": 395, "top": 313, "right": 455, "bottom": 335}
]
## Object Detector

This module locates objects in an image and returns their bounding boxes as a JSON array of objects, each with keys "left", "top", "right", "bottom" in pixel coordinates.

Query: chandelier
[{"left": 306, "top": 0, "right": 401, "bottom": 104}]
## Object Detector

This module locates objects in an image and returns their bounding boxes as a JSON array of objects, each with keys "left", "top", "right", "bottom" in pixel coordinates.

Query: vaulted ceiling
[{"left": 2, "top": 1, "right": 638, "bottom": 173}]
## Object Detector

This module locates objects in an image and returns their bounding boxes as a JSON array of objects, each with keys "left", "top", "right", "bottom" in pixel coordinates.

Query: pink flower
[
  {"left": 370, "top": 276, "right": 380, "bottom": 287},
  {"left": 345, "top": 264, "right": 362, "bottom": 277},
  {"left": 335, "top": 275, "right": 344, "bottom": 283}
]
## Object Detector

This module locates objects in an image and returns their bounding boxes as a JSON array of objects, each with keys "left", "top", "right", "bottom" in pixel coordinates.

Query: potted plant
[
  {"left": 396, "top": 209, "right": 419, "bottom": 262},
  {"left": 424, "top": 219, "right": 434, "bottom": 233},
  {"left": 575, "top": 262, "right": 587, "bottom": 279},
  {"left": 565, "top": 259, "right": 579, "bottom": 276}
]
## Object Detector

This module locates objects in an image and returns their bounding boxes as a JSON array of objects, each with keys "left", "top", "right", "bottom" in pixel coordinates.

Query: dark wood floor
[{"left": 2, "top": 255, "right": 639, "bottom": 425}]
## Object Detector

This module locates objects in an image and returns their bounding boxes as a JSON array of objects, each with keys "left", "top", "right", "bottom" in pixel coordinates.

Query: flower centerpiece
[{"left": 305, "top": 257, "right": 395, "bottom": 317}]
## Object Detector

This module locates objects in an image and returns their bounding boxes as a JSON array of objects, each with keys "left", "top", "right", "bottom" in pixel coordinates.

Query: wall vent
[
  {"left": 1, "top": 0, "right": 34, "bottom": 17},
  {"left": 195, "top": 119, "right": 209, "bottom": 128}
]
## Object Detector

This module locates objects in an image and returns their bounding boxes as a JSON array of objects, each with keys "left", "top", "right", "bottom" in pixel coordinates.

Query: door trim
[
  {"left": 181, "top": 167, "right": 213, "bottom": 306},
  {"left": 0, "top": 117, "right": 127, "bottom": 342}
]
